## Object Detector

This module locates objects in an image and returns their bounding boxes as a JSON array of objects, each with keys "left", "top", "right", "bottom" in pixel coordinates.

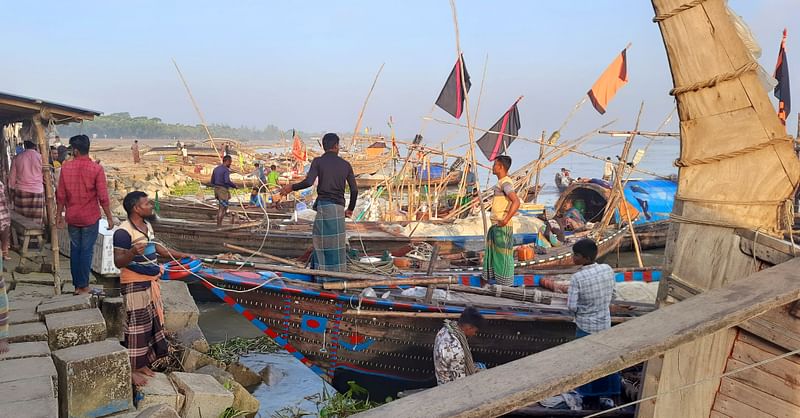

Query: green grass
[
  {"left": 207, "top": 336, "right": 280, "bottom": 364},
  {"left": 271, "top": 381, "right": 384, "bottom": 418}
]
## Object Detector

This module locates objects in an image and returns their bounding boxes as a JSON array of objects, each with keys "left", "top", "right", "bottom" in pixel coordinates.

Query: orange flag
[
  {"left": 588, "top": 48, "right": 629, "bottom": 114},
  {"left": 291, "top": 130, "right": 307, "bottom": 162}
]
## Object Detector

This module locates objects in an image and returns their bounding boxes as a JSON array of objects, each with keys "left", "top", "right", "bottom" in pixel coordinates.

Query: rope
[
  {"left": 584, "top": 343, "right": 800, "bottom": 417},
  {"left": 669, "top": 213, "right": 753, "bottom": 230},
  {"left": 674, "top": 194, "right": 787, "bottom": 206},
  {"left": 674, "top": 136, "right": 790, "bottom": 167},
  {"left": 652, "top": 0, "right": 707, "bottom": 22},
  {"left": 669, "top": 61, "right": 759, "bottom": 96}
]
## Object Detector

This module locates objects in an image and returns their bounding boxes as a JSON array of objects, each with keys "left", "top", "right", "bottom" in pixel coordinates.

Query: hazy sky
[{"left": 3, "top": 0, "right": 798, "bottom": 155}]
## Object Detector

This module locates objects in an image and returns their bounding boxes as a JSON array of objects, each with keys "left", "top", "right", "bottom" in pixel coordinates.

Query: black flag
[
  {"left": 435, "top": 55, "right": 471, "bottom": 119},
  {"left": 774, "top": 29, "right": 791, "bottom": 125},
  {"left": 477, "top": 100, "right": 521, "bottom": 161}
]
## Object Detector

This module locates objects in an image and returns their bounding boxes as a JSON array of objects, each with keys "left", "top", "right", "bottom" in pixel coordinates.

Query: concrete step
[
  {"left": 137, "top": 404, "right": 181, "bottom": 418},
  {"left": 0, "top": 397, "right": 59, "bottom": 417},
  {"left": 135, "top": 372, "right": 185, "bottom": 412},
  {"left": 0, "top": 375, "right": 56, "bottom": 403},
  {"left": 53, "top": 339, "right": 132, "bottom": 418},
  {"left": 36, "top": 293, "right": 94, "bottom": 318},
  {"left": 45, "top": 308, "right": 107, "bottom": 349},
  {"left": 100, "top": 296, "right": 125, "bottom": 340},
  {"left": 161, "top": 281, "right": 199, "bottom": 333},
  {"left": 8, "top": 306, "right": 40, "bottom": 324},
  {"left": 8, "top": 321, "right": 48, "bottom": 343},
  {"left": 169, "top": 372, "right": 234, "bottom": 418},
  {"left": 0, "top": 341, "right": 51, "bottom": 361},
  {"left": 0, "top": 356, "right": 57, "bottom": 385}
]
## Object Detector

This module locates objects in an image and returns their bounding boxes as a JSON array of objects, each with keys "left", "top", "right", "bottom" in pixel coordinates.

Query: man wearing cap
[{"left": 56, "top": 135, "right": 115, "bottom": 295}]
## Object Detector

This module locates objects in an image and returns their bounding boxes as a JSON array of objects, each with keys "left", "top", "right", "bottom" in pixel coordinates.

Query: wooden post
[
  {"left": 31, "top": 115, "right": 61, "bottom": 295},
  {"left": 423, "top": 244, "right": 441, "bottom": 303},
  {"left": 532, "top": 130, "right": 546, "bottom": 203},
  {"left": 449, "top": 0, "right": 489, "bottom": 237}
]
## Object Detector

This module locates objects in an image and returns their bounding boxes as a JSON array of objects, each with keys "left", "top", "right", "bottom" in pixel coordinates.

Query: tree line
[{"left": 57, "top": 112, "right": 315, "bottom": 141}]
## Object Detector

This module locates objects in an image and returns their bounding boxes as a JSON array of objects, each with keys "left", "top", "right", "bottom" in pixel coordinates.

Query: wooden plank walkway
[{"left": 354, "top": 258, "right": 800, "bottom": 418}]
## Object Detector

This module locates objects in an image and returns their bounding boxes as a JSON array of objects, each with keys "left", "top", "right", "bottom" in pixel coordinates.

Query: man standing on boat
[
  {"left": 555, "top": 167, "right": 572, "bottom": 193},
  {"left": 433, "top": 306, "right": 484, "bottom": 385},
  {"left": 113, "top": 191, "right": 191, "bottom": 386},
  {"left": 567, "top": 238, "right": 620, "bottom": 408},
  {"left": 210, "top": 155, "right": 238, "bottom": 227},
  {"left": 482, "top": 155, "right": 520, "bottom": 286},
  {"left": 602, "top": 157, "right": 614, "bottom": 182},
  {"left": 281, "top": 133, "right": 358, "bottom": 276}
]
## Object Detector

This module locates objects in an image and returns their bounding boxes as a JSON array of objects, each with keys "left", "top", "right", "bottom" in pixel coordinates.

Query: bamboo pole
[
  {"left": 449, "top": 0, "right": 489, "bottom": 237},
  {"left": 172, "top": 58, "right": 222, "bottom": 161},
  {"left": 32, "top": 115, "right": 60, "bottom": 294},
  {"left": 531, "top": 130, "right": 546, "bottom": 203},
  {"left": 350, "top": 63, "right": 385, "bottom": 150}
]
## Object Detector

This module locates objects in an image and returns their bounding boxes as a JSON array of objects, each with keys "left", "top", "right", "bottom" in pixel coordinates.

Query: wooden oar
[
  {"left": 323, "top": 276, "right": 458, "bottom": 290},
  {"left": 223, "top": 242, "right": 305, "bottom": 268}
]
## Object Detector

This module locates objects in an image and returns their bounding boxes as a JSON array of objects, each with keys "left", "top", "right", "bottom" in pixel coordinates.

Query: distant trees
[{"left": 57, "top": 112, "right": 313, "bottom": 141}]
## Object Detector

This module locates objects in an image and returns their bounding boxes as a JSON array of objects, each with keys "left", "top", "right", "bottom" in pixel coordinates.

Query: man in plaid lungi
[
  {"left": 114, "top": 191, "right": 190, "bottom": 386},
  {"left": 282, "top": 133, "right": 358, "bottom": 279},
  {"left": 9, "top": 140, "right": 44, "bottom": 225}
]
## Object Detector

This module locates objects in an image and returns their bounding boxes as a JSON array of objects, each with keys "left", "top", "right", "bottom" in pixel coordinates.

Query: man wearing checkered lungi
[
  {"left": 282, "top": 133, "right": 358, "bottom": 279},
  {"left": 9, "top": 141, "right": 44, "bottom": 225},
  {"left": 114, "top": 191, "right": 190, "bottom": 386}
]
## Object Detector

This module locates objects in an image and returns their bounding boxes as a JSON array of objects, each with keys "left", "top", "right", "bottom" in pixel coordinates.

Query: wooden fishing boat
[
  {"left": 156, "top": 198, "right": 294, "bottom": 222},
  {"left": 355, "top": 170, "right": 463, "bottom": 189},
  {"left": 555, "top": 178, "right": 676, "bottom": 250},
  {"left": 164, "top": 261, "right": 652, "bottom": 399}
]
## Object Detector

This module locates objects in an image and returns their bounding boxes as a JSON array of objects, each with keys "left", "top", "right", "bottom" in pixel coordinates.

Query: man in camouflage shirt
[{"left": 433, "top": 307, "right": 484, "bottom": 385}]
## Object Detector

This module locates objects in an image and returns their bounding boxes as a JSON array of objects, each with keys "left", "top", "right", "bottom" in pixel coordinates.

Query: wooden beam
[
  {"left": 31, "top": 116, "right": 60, "bottom": 295},
  {"left": 717, "top": 377, "right": 800, "bottom": 418},
  {"left": 0, "top": 98, "right": 97, "bottom": 123},
  {"left": 353, "top": 258, "right": 800, "bottom": 418},
  {"left": 736, "top": 228, "right": 800, "bottom": 265}
]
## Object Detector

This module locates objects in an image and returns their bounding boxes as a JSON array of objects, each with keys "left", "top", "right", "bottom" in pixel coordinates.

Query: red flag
[
  {"left": 477, "top": 99, "right": 521, "bottom": 161},
  {"left": 588, "top": 48, "right": 629, "bottom": 114},
  {"left": 291, "top": 130, "right": 307, "bottom": 162},
  {"left": 774, "top": 29, "right": 791, "bottom": 125},
  {"left": 435, "top": 55, "right": 471, "bottom": 119}
]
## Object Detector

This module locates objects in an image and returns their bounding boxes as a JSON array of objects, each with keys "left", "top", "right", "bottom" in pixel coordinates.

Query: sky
[{"left": 2, "top": 0, "right": 798, "bottom": 174}]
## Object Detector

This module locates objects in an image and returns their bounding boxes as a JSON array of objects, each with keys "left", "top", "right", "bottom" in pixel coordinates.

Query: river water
[{"left": 197, "top": 247, "right": 664, "bottom": 416}]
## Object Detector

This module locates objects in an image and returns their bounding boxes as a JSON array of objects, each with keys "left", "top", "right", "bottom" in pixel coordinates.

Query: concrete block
[
  {"left": 0, "top": 375, "right": 56, "bottom": 402},
  {"left": 137, "top": 404, "right": 181, "bottom": 418},
  {"left": 13, "top": 271, "right": 57, "bottom": 286},
  {"left": 259, "top": 364, "right": 287, "bottom": 386},
  {"left": 46, "top": 308, "right": 107, "bottom": 349},
  {"left": 8, "top": 297, "right": 42, "bottom": 311},
  {"left": 53, "top": 339, "right": 133, "bottom": 418},
  {"left": 196, "top": 365, "right": 259, "bottom": 417},
  {"left": 101, "top": 296, "right": 125, "bottom": 340},
  {"left": 135, "top": 372, "right": 185, "bottom": 412},
  {"left": 169, "top": 372, "right": 234, "bottom": 418},
  {"left": 0, "top": 341, "right": 51, "bottom": 360},
  {"left": 173, "top": 324, "right": 209, "bottom": 353},
  {"left": 8, "top": 320, "right": 48, "bottom": 343},
  {"left": 8, "top": 283, "right": 54, "bottom": 299},
  {"left": 0, "top": 356, "right": 57, "bottom": 384},
  {"left": 36, "top": 293, "right": 94, "bottom": 318},
  {"left": 161, "top": 281, "right": 199, "bottom": 332},
  {"left": 7, "top": 306, "right": 39, "bottom": 324},
  {"left": 180, "top": 347, "right": 220, "bottom": 372},
  {"left": 226, "top": 361, "right": 262, "bottom": 388},
  {"left": 0, "top": 397, "right": 59, "bottom": 417}
]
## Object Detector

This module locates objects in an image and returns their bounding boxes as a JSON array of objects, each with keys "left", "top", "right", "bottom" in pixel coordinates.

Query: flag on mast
[
  {"left": 435, "top": 55, "right": 471, "bottom": 119},
  {"left": 588, "top": 47, "right": 629, "bottom": 114},
  {"left": 774, "top": 28, "right": 791, "bottom": 125},
  {"left": 477, "top": 99, "right": 521, "bottom": 161},
  {"left": 291, "top": 129, "right": 307, "bottom": 163}
]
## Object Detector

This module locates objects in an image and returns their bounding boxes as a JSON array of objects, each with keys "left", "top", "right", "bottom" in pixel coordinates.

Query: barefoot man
[{"left": 113, "top": 191, "right": 191, "bottom": 385}]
